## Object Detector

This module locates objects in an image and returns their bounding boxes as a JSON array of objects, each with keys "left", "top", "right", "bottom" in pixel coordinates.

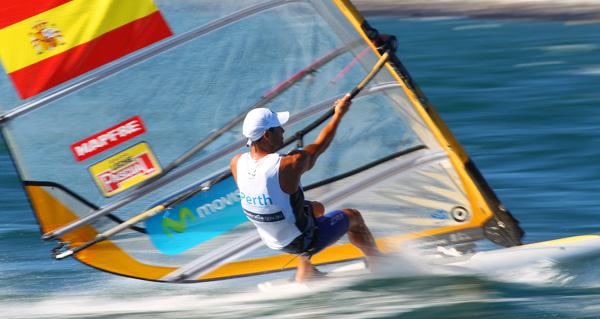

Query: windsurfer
[{"left": 230, "top": 95, "right": 380, "bottom": 282}]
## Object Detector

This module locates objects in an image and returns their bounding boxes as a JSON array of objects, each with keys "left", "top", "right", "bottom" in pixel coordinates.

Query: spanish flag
[{"left": 0, "top": 0, "right": 173, "bottom": 99}]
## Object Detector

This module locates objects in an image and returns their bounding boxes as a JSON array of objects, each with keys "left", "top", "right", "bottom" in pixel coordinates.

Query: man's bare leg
[
  {"left": 342, "top": 208, "right": 381, "bottom": 268},
  {"left": 295, "top": 255, "right": 323, "bottom": 282},
  {"left": 293, "top": 201, "right": 326, "bottom": 282},
  {"left": 295, "top": 206, "right": 378, "bottom": 281},
  {"left": 310, "top": 201, "right": 324, "bottom": 218}
]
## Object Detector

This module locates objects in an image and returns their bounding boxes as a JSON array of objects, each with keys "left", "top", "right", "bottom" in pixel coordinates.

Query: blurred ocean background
[{"left": 1, "top": 7, "right": 600, "bottom": 319}]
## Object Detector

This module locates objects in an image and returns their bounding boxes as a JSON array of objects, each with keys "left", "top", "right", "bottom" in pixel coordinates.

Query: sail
[{"left": 0, "top": 0, "right": 523, "bottom": 282}]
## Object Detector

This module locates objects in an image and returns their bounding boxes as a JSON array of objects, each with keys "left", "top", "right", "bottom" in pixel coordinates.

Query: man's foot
[
  {"left": 294, "top": 265, "right": 326, "bottom": 282},
  {"left": 364, "top": 252, "right": 386, "bottom": 272}
]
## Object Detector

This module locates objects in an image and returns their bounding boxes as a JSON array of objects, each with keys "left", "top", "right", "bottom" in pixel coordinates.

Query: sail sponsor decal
[
  {"left": 0, "top": 0, "right": 172, "bottom": 99},
  {"left": 429, "top": 208, "right": 470, "bottom": 223},
  {"left": 145, "top": 176, "right": 246, "bottom": 255},
  {"left": 400, "top": 206, "right": 473, "bottom": 227},
  {"left": 430, "top": 209, "right": 449, "bottom": 220},
  {"left": 70, "top": 116, "right": 146, "bottom": 161},
  {"left": 89, "top": 142, "right": 161, "bottom": 197}
]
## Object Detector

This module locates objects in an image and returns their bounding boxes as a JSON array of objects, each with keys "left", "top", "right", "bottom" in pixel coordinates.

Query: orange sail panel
[{"left": 0, "top": 0, "right": 172, "bottom": 99}]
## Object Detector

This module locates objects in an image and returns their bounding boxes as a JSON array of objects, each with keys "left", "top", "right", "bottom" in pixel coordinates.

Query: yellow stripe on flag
[{"left": 0, "top": 0, "right": 159, "bottom": 73}]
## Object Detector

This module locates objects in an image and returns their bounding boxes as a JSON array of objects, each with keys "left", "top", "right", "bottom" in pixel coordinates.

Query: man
[{"left": 230, "top": 94, "right": 380, "bottom": 282}]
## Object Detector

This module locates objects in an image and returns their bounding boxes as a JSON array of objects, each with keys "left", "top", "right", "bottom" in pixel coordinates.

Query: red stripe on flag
[
  {"left": 0, "top": 0, "right": 72, "bottom": 29},
  {"left": 9, "top": 11, "right": 172, "bottom": 99}
]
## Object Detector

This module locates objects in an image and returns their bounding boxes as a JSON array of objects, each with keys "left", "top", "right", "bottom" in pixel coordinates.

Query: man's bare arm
[
  {"left": 279, "top": 94, "right": 352, "bottom": 194},
  {"left": 299, "top": 94, "right": 351, "bottom": 172},
  {"left": 230, "top": 154, "right": 241, "bottom": 183},
  {"left": 279, "top": 94, "right": 352, "bottom": 193}
]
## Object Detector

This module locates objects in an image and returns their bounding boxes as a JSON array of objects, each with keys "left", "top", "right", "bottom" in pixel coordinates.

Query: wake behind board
[
  {"left": 258, "top": 235, "right": 600, "bottom": 292},
  {"left": 257, "top": 261, "right": 370, "bottom": 293},
  {"left": 442, "top": 234, "right": 600, "bottom": 272}
]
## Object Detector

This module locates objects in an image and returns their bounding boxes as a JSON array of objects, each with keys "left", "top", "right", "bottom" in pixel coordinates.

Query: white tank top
[{"left": 236, "top": 152, "right": 306, "bottom": 249}]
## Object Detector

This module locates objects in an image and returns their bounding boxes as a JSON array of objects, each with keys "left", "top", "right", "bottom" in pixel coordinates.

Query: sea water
[{"left": 1, "top": 15, "right": 600, "bottom": 319}]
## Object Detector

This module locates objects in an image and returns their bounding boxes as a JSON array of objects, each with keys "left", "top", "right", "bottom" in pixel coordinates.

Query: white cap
[{"left": 242, "top": 108, "right": 289, "bottom": 146}]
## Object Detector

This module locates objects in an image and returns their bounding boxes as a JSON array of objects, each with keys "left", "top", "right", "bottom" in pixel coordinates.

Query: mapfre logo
[
  {"left": 89, "top": 143, "right": 161, "bottom": 197},
  {"left": 71, "top": 116, "right": 146, "bottom": 161}
]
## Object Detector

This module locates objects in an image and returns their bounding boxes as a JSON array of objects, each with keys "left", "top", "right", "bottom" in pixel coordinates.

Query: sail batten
[{"left": 161, "top": 231, "right": 262, "bottom": 282}]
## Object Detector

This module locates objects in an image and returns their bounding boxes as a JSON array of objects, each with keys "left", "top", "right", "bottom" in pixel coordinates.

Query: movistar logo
[
  {"left": 197, "top": 191, "right": 240, "bottom": 217},
  {"left": 162, "top": 208, "right": 196, "bottom": 237},
  {"left": 161, "top": 191, "right": 241, "bottom": 237}
]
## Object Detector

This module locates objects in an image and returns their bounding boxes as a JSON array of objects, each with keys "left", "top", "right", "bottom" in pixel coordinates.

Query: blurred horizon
[{"left": 357, "top": 0, "right": 600, "bottom": 23}]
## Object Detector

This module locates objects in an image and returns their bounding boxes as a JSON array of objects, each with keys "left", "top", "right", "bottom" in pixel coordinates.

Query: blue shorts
[{"left": 310, "top": 210, "right": 350, "bottom": 255}]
